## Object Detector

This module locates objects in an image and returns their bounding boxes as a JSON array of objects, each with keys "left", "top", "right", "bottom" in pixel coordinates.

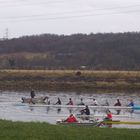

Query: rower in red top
[
  {"left": 104, "top": 110, "right": 112, "bottom": 121},
  {"left": 97, "top": 110, "right": 112, "bottom": 128},
  {"left": 64, "top": 114, "right": 77, "bottom": 123},
  {"left": 66, "top": 98, "right": 74, "bottom": 105}
]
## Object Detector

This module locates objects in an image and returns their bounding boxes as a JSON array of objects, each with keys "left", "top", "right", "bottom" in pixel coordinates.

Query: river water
[{"left": 0, "top": 90, "right": 140, "bottom": 129}]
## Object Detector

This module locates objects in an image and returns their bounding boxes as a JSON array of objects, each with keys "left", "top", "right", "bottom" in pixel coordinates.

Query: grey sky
[{"left": 0, "top": 0, "right": 140, "bottom": 38}]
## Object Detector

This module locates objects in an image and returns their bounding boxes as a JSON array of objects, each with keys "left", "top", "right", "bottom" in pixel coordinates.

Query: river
[{"left": 0, "top": 90, "right": 140, "bottom": 129}]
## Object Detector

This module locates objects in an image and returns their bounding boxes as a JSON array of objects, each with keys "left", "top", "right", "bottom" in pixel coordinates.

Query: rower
[
  {"left": 96, "top": 110, "right": 112, "bottom": 128},
  {"left": 30, "top": 90, "right": 35, "bottom": 98},
  {"left": 54, "top": 98, "right": 61, "bottom": 113},
  {"left": 64, "top": 114, "right": 77, "bottom": 123},
  {"left": 104, "top": 110, "right": 112, "bottom": 121},
  {"left": 80, "top": 105, "right": 90, "bottom": 115},
  {"left": 114, "top": 99, "right": 121, "bottom": 106},
  {"left": 102, "top": 99, "right": 109, "bottom": 106},
  {"left": 29, "top": 90, "right": 36, "bottom": 104},
  {"left": 114, "top": 99, "right": 121, "bottom": 115},
  {"left": 77, "top": 98, "right": 85, "bottom": 105},
  {"left": 91, "top": 98, "right": 98, "bottom": 106},
  {"left": 66, "top": 98, "right": 74, "bottom": 105},
  {"left": 128, "top": 99, "right": 134, "bottom": 107},
  {"left": 45, "top": 96, "right": 50, "bottom": 105},
  {"left": 55, "top": 98, "right": 61, "bottom": 105}
]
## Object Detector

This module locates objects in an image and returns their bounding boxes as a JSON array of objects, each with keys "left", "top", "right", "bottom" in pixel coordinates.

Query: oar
[
  {"left": 103, "top": 121, "right": 140, "bottom": 125},
  {"left": 76, "top": 114, "right": 130, "bottom": 118}
]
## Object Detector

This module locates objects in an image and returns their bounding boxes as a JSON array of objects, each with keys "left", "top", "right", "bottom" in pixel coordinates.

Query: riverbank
[
  {"left": 0, "top": 120, "right": 140, "bottom": 140},
  {"left": 0, "top": 69, "right": 140, "bottom": 91}
]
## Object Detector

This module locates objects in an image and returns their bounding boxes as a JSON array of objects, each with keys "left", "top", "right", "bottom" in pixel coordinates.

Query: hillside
[{"left": 0, "top": 32, "right": 140, "bottom": 70}]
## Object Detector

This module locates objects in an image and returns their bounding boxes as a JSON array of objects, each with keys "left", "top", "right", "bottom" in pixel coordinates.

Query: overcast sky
[{"left": 0, "top": 0, "right": 140, "bottom": 38}]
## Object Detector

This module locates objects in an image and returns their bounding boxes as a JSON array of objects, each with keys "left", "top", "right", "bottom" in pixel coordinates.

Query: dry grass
[{"left": 0, "top": 69, "right": 140, "bottom": 91}]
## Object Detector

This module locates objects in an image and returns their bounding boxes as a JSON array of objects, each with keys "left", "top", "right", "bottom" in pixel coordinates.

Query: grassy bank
[
  {"left": 0, "top": 69, "right": 140, "bottom": 91},
  {"left": 0, "top": 120, "right": 140, "bottom": 140}
]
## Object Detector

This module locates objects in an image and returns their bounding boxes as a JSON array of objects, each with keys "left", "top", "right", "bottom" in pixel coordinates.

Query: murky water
[{"left": 0, "top": 90, "right": 140, "bottom": 129}]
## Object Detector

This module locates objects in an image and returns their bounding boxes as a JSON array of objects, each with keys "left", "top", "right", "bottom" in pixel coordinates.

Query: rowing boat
[
  {"left": 56, "top": 119, "right": 120, "bottom": 126},
  {"left": 76, "top": 114, "right": 130, "bottom": 118},
  {"left": 57, "top": 121, "right": 99, "bottom": 126},
  {"left": 56, "top": 119, "right": 100, "bottom": 126},
  {"left": 57, "top": 120, "right": 140, "bottom": 126},
  {"left": 14, "top": 97, "right": 140, "bottom": 110},
  {"left": 16, "top": 104, "right": 140, "bottom": 110},
  {"left": 21, "top": 96, "right": 47, "bottom": 104}
]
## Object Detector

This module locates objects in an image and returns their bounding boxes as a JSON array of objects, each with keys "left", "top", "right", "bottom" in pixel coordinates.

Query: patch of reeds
[{"left": 0, "top": 69, "right": 140, "bottom": 91}]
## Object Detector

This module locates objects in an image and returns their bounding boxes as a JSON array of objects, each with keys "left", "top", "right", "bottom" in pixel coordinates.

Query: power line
[
  {"left": 0, "top": 9, "right": 140, "bottom": 23},
  {"left": 0, "top": 4, "right": 140, "bottom": 20},
  {"left": 0, "top": 0, "right": 140, "bottom": 10},
  {"left": 0, "top": 0, "right": 64, "bottom": 7}
]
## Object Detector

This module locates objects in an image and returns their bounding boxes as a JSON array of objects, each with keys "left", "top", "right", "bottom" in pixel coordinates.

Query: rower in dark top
[
  {"left": 114, "top": 99, "right": 121, "bottom": 106},
  {"left": 54, "top": 97, "right": 61, "bottom": 113},
  {"left": 80, "top": 105, "right": 90, "bottom": 115},
  {"left": 30, "top": 90, "right": 35, "bottom": 98},
  {"left": 29, "top": 90, "right": 35, "bottom": 104},
  {"left": 114, "top": 99, "right": 121, "bottom": 115},
  {"left": 55, "top": 98, "right": 61, "bottom": 105}
]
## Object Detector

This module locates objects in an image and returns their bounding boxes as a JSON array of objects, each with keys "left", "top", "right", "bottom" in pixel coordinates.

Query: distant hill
[{"left": 0, "top": 32, "right": 140, "bottom": 70}]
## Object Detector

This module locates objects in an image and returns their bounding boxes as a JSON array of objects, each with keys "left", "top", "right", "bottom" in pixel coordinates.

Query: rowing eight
[{"left": 13, "top": 103, "right": 140, "bottom": 110}]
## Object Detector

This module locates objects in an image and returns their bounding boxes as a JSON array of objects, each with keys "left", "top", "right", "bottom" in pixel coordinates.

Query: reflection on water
[{"left": 0, "top": 90, "right": 140, "bottom": 129}]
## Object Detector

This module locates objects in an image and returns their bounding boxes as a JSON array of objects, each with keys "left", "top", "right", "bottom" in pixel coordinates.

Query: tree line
[{"left": 0, "top": 32, "right": 140, "bottom": 70}]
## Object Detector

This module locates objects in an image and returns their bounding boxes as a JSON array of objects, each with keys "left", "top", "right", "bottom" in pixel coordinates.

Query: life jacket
[
  {"left": 65, "top": 116, "right": 77, "bottom": 122},
  {"left": 107, "top": 113, "right": 112, "bottom": 120}
]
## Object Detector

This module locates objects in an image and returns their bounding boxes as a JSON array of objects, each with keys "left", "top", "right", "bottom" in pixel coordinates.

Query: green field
[
  {"left": 0, "top": 69, "right": 140, "bottom": 91},
  {"left": 0, "top": 120, "right": 140, "bottom": 140}
]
